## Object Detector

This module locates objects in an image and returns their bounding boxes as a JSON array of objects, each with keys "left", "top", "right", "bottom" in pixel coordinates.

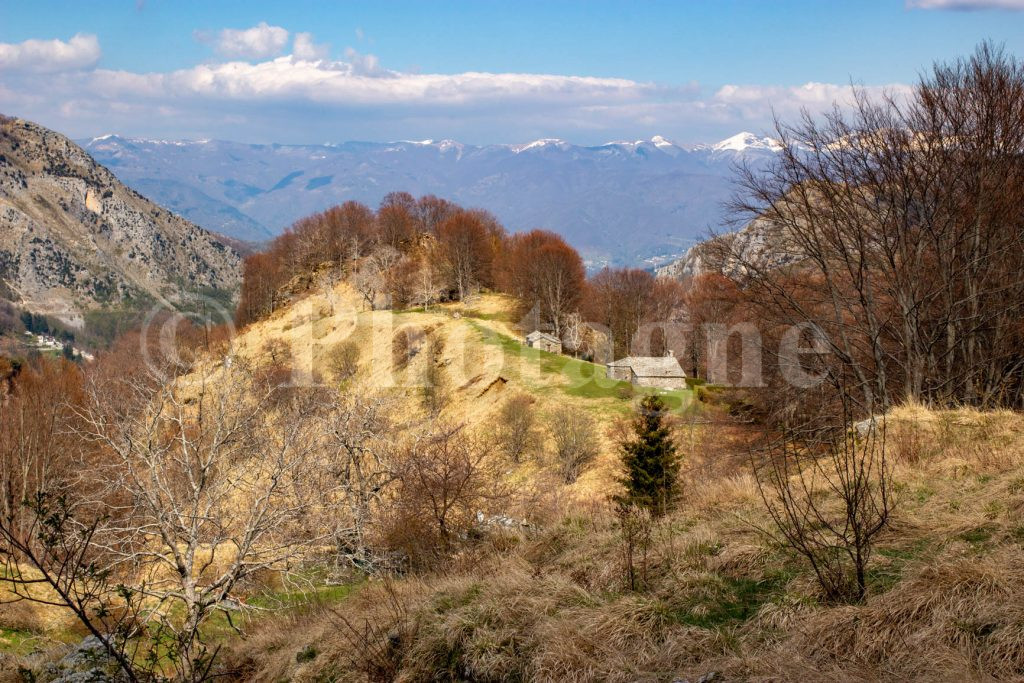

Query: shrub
[
  {"left": 326, "top": 340, "right": 360, "bottom": 382},
  {"left": 549, "top": 406, "right": 599, "bottom": 484},
  {"left": 614, "top": 383, "right": 635, "bottom": 400},
  {"left": 753, "top": 409, "right": 895, "bottom": 603},
  {"left": 385, "top": 423, "right": 498, "bottom": 568},
  {"left": 496, "top": 394, "right": 539, "bottom": 463}
]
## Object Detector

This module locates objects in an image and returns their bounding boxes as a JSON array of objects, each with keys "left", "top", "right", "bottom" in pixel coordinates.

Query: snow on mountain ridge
[
  {"left": 708, "top": 131, "right": 782, "bottom": 153},
  {"left": 511, "top": 138, "right": 569, "bottom": 153},
  {"left": 85, "top": 133, "right": 781, "bottom": 155},
  {"left": 80, "top": 131, "right": 784, "bottom": 266}
]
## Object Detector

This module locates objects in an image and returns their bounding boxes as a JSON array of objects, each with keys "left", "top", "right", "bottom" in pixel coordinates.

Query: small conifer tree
[{"left": 617, "top": 395, "right": 679, "bottom": 516}]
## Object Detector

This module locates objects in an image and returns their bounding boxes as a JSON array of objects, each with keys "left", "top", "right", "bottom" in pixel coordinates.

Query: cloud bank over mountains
[{"left": 0, "top": 24, "right": 910, "bottom": 144}]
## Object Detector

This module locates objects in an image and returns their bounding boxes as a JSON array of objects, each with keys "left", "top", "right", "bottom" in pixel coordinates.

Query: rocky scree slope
[{"left": 0, "top": 115, "right": 240, "bottom": 327}]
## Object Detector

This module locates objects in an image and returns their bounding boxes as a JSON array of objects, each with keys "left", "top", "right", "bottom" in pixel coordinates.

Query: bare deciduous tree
[
  {"left": 728, "top": 43, "right": 1024, "bottom": 414},
  {"left": 753, "top": 401, "right": 894, "bottom": 603},
  {"left": 413, "top": 254, "right": 445, "bottom": 311},
  {"left": 2, "top": 359, "right": 333, "bottom": 681},
  {"left": 496, "top": 393, "right": 539, "bottom": 463},
  {"left": 561, "top": 311, "right": 586, "bottom": 358},
  {"left": 388, "top": 423, "right": 499, "bottom": 568},
  {"left": 549, "top": 406, "right": 600, "bottom": 483},
  {"left": 323, "top": 391, "right": 398, "bottom": 572},
  {"left": 83, "top": 361, "right": 332, "bottom": 680},
  {"left": 354, "top": 263, "right": 385, "bottom": 311}
]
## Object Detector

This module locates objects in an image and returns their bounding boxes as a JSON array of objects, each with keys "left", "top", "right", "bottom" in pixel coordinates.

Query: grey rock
[
  {"left": 1, "top": 115, "right": 240, "bottom": 327},
  {"left": 44, "top": 636, "right": 124, "bottom": 683}
]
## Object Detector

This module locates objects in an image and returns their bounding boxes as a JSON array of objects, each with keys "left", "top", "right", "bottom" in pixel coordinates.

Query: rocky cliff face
[
  {"left": 0, "top": 116, "right": 240, "bottom": 327},
  {"left": 656, "top": 216, "right": 805, "bottom": 281}
]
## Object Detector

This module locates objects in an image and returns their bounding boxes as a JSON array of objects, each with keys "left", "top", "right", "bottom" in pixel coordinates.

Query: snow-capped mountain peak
[
  {"left": 435, "top": 139, "right": 463, "bottom": 152},
  {"left": 81, "top": 130, "right": 785, "bottom": 263},
  {"left": 710, "top": 132, "right": 782, "bottom": 153},
  {"left": 511, "top": 138, "right": 568, "bottom": 153}
]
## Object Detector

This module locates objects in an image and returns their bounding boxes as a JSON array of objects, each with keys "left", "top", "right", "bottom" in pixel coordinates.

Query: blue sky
[{"left": 2, "top": 0, "right": 1023, "bottom": 145}]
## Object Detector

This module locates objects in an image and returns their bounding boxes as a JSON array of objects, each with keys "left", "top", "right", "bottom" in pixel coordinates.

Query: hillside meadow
[{"left": 4, "top": 285, "right": 1024, "bottom": 682}]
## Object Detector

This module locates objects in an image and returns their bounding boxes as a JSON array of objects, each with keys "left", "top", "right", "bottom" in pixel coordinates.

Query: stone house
[
  {"left": 606, "top": 352, "right": 687, "bottom": 390},
  {"left": 525, "top": 330, "right": 562, "bottom": 354}
]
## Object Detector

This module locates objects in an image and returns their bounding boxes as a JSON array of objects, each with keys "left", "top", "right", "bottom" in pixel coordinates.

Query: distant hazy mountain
[
  {"left": 82, "top": 132, "right": 781, "bottom": 268},
  {"left": 0, "top": 116, "right": 240, "bottom": 328}
]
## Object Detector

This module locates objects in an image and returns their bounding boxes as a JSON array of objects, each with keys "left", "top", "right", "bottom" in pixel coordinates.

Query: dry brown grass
[
  {"left": 214, "top": 404, "right": 1024, "bottom": 682},
  {"left": 11, "top": 277, "right": 1024, "bottom": 681},
  {"left": 223, "top": 285, "right": 656, "bottom": 502}
]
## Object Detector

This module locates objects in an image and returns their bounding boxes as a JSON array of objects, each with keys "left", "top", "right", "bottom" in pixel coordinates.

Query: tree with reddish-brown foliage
[
  {"left": 236, "top": 252, "right": 284, "bottom": 326},
  {"left": 730, "top": 42, "right": 1024, "bottom": 414},
  {"left": 414, "top": 195, "right": 458, "bottom": 235},
  {"left": 586, "top": 267, "right": 686, "bottom": 359},
  {"left": 235, "top": 194, "right": 593, "bottom": 334},
  {"left": 377, "top": 193, "right": 418, "bottom": 250},
  {"left": 320, "top": 201, "right": 378, "bottom": 262},
  {"left": 682, "top": 273, "right": 745, "bottom": 379},
  {"left": 0, "top": 356, "right": 84, "bottom": 537},
  {"left": 437, "top": 209, "right": 500, "bottom": 300},
  {"left": 235, "top": 201, "right": 378, "bottom": 326},
  {"left": 502, "top": 229, "right": 585, "bottom": 337}
]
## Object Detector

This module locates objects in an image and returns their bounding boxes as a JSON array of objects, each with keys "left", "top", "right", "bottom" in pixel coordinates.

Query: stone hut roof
[
  {"left": 607, "top": 356, "right": 686, "bottom": 378},
  {"left": 526, "top": 330, "right": 560, "bottom": 345}
]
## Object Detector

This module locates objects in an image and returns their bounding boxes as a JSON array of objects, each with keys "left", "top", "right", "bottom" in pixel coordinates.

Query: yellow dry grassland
[
  {"left": 15, "top": 278, "right": 1024, "bottom": 682},
  {"left": 217, "top": 404, "right": 1024, "bottom": 683},
  {"left": 224, "top": 283, "right": 695, "bottom": 497}
]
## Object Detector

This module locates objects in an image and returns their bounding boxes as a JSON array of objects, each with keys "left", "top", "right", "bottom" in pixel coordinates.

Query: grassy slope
[
  {"left": 222, "top": 405, "right": 1024, "bottom": 682},
  {"left": 0, "top": 287, "right": 695, "bottom": 666},
  {"left": 10, "top": 284, "right": 1024, "bottom": 682},
  {"left": 211, "top": 286, "right": 1024, "bottom": 681},
  {"left": 225, "top": 287, "right": 695, "bottom": 496}
]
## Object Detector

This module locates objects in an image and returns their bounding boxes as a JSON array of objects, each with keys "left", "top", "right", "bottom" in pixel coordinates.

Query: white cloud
[
  {"left": 214, "top": 22, "right": 289, "bottom": 59},
  {"left": 342, "top": 48, "right": 388, "bottom": 77},
  {"left": 907, "top": 0, "right": 1024, "bottom": 9},
  {"left": 0, "top": 33, "right": 100, "bottom": 73},
  {"left": 81, "top": 56, "right": 652, "bottom": 108},
  {"left": 0, "top": 30, "right": 912, "bottom": 145},
  {"left": 293, "top": 33, "right": 329, "bottom": 61},
  {"left": 713, "top": 81, "right": 912, "bottom": 119}
]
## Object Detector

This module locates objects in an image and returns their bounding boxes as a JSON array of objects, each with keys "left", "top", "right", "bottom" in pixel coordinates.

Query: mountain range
[{"left": 82, "top": 132, "right": 782, "bottom": 269}]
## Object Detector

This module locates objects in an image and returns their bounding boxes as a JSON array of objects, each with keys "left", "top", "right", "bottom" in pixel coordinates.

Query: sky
[{"left": 2, "top": 0, "right": 1024, "bottom": 146}]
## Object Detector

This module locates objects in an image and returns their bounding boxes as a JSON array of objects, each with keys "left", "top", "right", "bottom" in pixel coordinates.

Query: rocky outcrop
[
  {"left": 0, "top": 115, "right": 240, "bottom": 326},
  {"left": 656, "top": 216, "right": 804, "bottom": 281}
]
